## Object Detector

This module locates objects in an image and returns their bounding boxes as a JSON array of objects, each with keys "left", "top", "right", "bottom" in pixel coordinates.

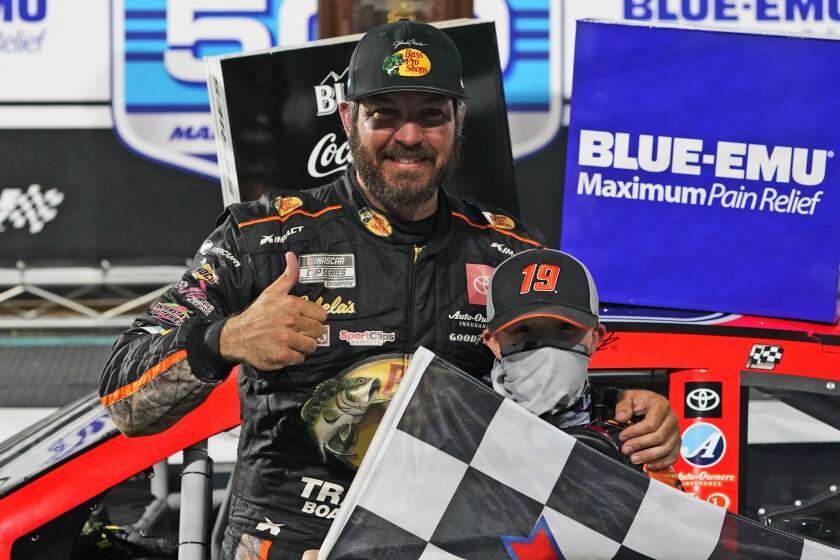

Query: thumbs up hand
[{"left": 220, "top": 252, "right": 328, "bottom": 370}]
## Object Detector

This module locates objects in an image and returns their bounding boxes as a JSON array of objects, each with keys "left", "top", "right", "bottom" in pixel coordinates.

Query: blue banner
[{"left": 562, "top": 21, "right": 840, "bottom": 323}]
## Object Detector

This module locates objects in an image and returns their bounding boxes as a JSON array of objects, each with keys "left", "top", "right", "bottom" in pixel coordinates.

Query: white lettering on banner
[
  {"left": 678, "top": 471, "right": 736, "bottom": 488},
  {"left": 308, "top": 133, "right": 351, "bottom": 178},
  {"left": 624, "top": 0, "right": 840, "bottom": 26},
  {"left": 576, "top": 172, "right": 824, "bottom": 215},
  {"left": 0, "top": 184, "right": 63, "bottom": 234},
  {"left": 578, "top": 130, "right": 832, "bottom": 186}
]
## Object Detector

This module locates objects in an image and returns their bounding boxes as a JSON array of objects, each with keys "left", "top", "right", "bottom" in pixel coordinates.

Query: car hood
[{"left": 0, "top": 392, "right": 117, "bottom": 499}]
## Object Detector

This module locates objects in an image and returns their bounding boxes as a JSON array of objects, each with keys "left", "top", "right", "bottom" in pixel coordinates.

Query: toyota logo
[
  {"left": 686, "top": 388, "right": 720, "bottom": 412},
  {"left": 473, "top": 274, "right": 491, "bottom": 295}
]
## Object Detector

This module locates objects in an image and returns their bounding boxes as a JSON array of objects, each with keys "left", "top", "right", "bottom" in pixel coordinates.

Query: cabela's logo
[
  {"left": 301, "top": 355, "right": 407, "bottom": 468},
  {"left": 300, "top": 294, "right": 356, "bottom": 315},
  {"left": 382, "top": 48, "right": 431, "bottom": 77}
]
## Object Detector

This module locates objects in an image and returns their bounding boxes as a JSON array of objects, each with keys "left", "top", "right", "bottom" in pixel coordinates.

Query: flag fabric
[{"left": 319, "top": 348, "right": 840, "bottom": 560}]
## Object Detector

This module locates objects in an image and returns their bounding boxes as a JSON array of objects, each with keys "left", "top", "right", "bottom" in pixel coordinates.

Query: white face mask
[{"left": 490, "top": 343, "right": 590, "bottom": 416}]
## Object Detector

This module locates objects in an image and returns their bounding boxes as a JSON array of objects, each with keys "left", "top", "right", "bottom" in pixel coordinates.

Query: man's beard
[{"left": 348, "top": 126, "right": 461, "bottom": 214}]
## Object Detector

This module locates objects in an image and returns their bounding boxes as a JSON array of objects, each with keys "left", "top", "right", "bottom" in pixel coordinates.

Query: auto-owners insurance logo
[{"left": 111, "top": 1, "right": 560, "bottom": 177}]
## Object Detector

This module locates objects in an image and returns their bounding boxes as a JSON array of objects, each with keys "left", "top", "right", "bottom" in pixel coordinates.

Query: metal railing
[{"left": 0, "top": 261, "right": 184, "bottom": 329}]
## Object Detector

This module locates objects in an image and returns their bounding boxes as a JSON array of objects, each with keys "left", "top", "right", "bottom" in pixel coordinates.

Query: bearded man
[{"left": 101, "top": 20, "right": 679, "bottom": 560}]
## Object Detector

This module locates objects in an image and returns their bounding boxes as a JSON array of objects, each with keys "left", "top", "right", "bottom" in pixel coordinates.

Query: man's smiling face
[{"left": 342, "top": 91, "right": 460, "bottom": 212}]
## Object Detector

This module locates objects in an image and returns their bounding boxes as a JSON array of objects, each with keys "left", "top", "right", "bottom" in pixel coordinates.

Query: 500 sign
[{"left": 113, "top": 0, "right": 560, "bottom": 179}]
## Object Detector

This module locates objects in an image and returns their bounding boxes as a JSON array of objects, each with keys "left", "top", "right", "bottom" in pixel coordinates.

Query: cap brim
[
  {"left": 345, "top": 84, "right": 468, "bottom": 101},
  {"left": 488, "top": 303, "right": 598, "bottom": 335}
]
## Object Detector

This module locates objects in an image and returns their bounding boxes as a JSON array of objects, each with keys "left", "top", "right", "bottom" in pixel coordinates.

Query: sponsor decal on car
[
  {"left": 677, "top": 471, "right": 736, "bottom": 489},
  {"left": 746, "top": 344, "right": 783, "bottom": 370},
  {"left": 299, "top": 254, "right": 356, "bottom": 288},
  {"left": 680, "top": 422, "right": 726, "bottom": 468},
  {"left": 707, "top": 493, "right": 731, "bottom": 509},
  {"left": 684, "top": 382, "right": 722, "bottom": 419}
]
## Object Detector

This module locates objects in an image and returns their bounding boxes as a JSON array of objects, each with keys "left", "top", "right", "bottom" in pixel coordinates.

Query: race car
[{"left": 1, "top": 306, "right": 838, "bottom": 559}]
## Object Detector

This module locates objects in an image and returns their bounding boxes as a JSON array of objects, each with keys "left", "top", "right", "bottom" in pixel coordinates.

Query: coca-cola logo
[{"left": 308, "top": 132, "right": 351, "bottom": 178}]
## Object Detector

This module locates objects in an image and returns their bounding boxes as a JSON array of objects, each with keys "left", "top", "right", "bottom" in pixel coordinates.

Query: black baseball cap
[
  {"left": 487, "top": 249, "right": 599, "bottom": 335},
  {"left": 345, "top": 19, "right": 467, "bottom": 101}
]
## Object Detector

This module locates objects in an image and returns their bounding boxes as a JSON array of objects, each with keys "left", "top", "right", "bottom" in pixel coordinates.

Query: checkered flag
[
  {"left": 320, "top": 348, "right": 840, "bottom": 560},
  {"left": 747, "top": 344, "right": 784, "bottom": 370},
  {"left": 0, "top": 184, "right": 64, "bottom": 234}
]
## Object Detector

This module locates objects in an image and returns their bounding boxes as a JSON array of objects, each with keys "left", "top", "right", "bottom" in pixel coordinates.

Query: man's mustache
[{"left": 378, "top": 145, "right": 436, "bottom": 162}]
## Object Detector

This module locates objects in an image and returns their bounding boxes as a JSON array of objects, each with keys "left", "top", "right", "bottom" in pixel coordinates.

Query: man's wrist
[{"left": 187, "top": 318, "right": 237, "bottom": 381}]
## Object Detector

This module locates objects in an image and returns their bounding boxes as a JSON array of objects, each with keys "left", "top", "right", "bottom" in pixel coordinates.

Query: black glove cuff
[{"left": 187, "top": 318, "right": 237, "bottom": 382}]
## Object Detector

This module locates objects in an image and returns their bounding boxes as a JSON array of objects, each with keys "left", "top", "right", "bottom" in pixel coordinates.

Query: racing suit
[{"left": 100, "top": 167, "right": 544, "bottom": 558}]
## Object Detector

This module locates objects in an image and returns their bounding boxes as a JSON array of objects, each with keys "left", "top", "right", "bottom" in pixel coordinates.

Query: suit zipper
[{"left": 405, "top": 244, "right": 423, "bottom": 353}]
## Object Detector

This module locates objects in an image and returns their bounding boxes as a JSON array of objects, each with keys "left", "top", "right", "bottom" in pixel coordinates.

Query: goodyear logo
[{"left": 382, "top": 48, "right": 431, "bottom": 77}]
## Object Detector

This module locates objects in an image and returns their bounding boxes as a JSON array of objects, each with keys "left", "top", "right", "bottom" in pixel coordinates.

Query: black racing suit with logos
[{"left": 99, "top": 168, "right": 545, "bottom": 558}]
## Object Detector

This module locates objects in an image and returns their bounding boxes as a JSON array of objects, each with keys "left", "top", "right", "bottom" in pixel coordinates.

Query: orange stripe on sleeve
[
  {"left": 259, "top": 539, "right": 273, "bottom": 560},
  {"left": 100, "top": 350, "right": 188, "bottom": 407},
  {"left": 239, "top": 205, "right": 342, "bottom": 229},
  {"left": 451, "top": 212, "right": 541, "bottom": 247}
]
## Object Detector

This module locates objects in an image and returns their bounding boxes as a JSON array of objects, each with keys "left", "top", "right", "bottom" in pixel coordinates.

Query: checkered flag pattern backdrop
[
  {"left": 0, "top": 184, "right": 64, "bottom": 234},
  {"left": 747, "top": 344, "right": 784, "bottom": 370},
  {"left": 320, "top": 348, "right": 840, "bottom": 560}
]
